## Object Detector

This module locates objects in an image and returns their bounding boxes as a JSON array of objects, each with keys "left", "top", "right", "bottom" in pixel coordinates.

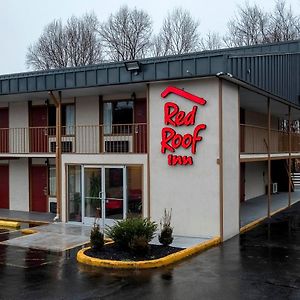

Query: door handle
[{"left": 43, "top": 187, "right": 48, "bottom": 196}]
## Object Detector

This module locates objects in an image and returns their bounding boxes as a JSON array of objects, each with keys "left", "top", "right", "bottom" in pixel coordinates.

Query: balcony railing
[
  {"left": 240, "top": 124, "right": 300, "bottom": 154},
  {"left": 0, "top": 123, "right": 147, "bottom": 154}
]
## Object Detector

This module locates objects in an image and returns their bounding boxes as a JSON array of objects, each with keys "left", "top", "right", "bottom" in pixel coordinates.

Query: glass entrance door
[{"left": 82, "top": 166, "right": 126, "bottom": 227}]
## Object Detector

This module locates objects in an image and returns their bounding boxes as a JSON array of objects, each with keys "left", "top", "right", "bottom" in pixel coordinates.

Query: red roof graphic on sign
[{"left": 161, "top": 86, "right": 206, "bottom": 105}]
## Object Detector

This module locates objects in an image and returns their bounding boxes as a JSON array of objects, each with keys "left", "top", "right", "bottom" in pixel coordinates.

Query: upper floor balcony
[
  {"left": 240, "top": 124, "right": 300, "bottom": 154},
  {"left": 0, "top": 123, "right": 147, "bottom": 155}
]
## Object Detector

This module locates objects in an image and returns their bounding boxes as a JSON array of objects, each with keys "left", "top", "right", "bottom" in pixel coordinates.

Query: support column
[
  {"left": 288, "top": 105, "right": 291, "bottom": 207},
  {"left": 218, "top": 78, "right": 224, "bottom": 241},
  {"left": 49, "top": 91, "right": 62, "bottom": 221},
  {"left": 267, "top": 98, "right": 271, "bottom": 218}
]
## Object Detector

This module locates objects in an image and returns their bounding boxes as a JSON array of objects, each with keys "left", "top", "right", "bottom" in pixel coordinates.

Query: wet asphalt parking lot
[{"left": 1, "top": 203, "right": 300, "bottom": 300}]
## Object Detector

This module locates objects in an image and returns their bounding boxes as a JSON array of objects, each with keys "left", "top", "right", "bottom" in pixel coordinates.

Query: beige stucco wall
[
  {"left": 222, "top": 81, "right": 240, "bottom": 240},
  {"left": 61, "top": 154, "right": 148, "bottom": 223},
  {"left": 149, "top": 78, "right": 220, "bottom": 238},
  {"left": 9, "top": 158, "right": 29, "bottom": 211},
  {"left": 9, "top": 102, "right": 29, "bottom": 153},
  {"left": 75, "top": 96, "right": 99, "bottom": 153},
  {"left": 245, "top": 161, "right": 268, "bottom": 200}
]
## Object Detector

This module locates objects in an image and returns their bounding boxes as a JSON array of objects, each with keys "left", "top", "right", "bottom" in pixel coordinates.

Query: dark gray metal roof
[{"left": 1, "top": 39, "right": 300, "bottom": 105}]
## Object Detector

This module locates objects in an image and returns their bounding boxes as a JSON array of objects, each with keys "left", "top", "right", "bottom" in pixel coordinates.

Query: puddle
[{"left": 0, "top": 223, "right": 41, "bottom": 243}]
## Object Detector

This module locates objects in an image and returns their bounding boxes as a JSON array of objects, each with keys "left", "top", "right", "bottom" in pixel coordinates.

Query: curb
[
  {"left": 240, "top": 205, "right": 290, "bottom": 234},
  {"left": 240, "top": 217, "right": 266, "bottom": 234},
  {"left": 0, "top": 217, "right": 49, "bottom": 226},
  {"left": 0, "top": 220, "right": 20, "bottom": 228},
  {"left": 77, "top": 236, "right": 221, "bottom": 269},
  {"left": 20, "top": 229, "right": 38, "bottom": 235}
]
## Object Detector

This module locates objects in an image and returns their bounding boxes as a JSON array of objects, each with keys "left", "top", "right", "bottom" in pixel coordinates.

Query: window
[
  {"left": 103, "top": 101, "right": 133, "bottom": 134},
  {"left": 48, "top": 104, "right": 75, "bottom": 135},
  {"left": 127, "top": 166, "right": 142, "bottom": 217},
  {"left": 49, "top": 166, "right": 56, "bottom": 197},
  {"left": 63, "top": 105, "right": 75, "bottom": 135},
  {"left": 68, "top": 165, "right": 82, "bottom": 222}
]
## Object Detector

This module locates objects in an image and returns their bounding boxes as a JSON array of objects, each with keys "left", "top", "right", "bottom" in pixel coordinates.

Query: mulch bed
[{"left": 85, "top": 243, "right": 183, "bottom": 261}]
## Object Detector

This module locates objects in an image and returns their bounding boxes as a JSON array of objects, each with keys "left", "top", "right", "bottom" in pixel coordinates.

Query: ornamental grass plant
[
  {"left": 158, "top": 209, "right": 173, "bottom": 246},
  {"left": 90, "top": 223, "right": 104, "bottom": 250},
  {"left": 105, "top": 217, "right": 157, "bottom": 253}
]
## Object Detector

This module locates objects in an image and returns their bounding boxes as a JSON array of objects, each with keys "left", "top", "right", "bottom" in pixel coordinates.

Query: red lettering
[
  {"left": 171, "top": 134, "right": 182, "bottom": 149},
  {"left": 164, "top": 102, "right": 178, "bottom": 126},
  {"left": 191, "top": 124, "right": 206, "bottom": 154},
  {"left": 176, "top": 111, "right": 186, "bottom": 126},
  {"left": 164, "top": 103, "right": 197, "bottom": 127},
  {"left": 182, "top": 134, "right": 193, "bottom": 149},
  {"left": 161, "top": 87, "right": 207, "bottom": 166},
  {"left": 168, "top": 154, "right": 193, "bottom": 166},
  {"left": 185, "top": 106, "right": 197, "bottom": 126},
  {"left": 161, "top": 124, "right": 207, "bottom": 154},
  {"left": 161, "top": 127, "right": 176, "bottom": 153}
]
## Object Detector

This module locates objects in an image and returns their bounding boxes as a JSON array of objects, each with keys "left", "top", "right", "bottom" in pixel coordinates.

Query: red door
[
  {"left": 0, "top": 165, "right": 9, "bottom": 209},
  {"left": 134, "top": 99, "right": 147, "bottom": 153},
  {"left": 31, "top": 165, "right": 48, "bottom": 212},
  {"left": 0, "top": 108, "right": 9, "bottom": 153},
  {"left": 30, "top": 106, "right": 48, "bottom": 152}
]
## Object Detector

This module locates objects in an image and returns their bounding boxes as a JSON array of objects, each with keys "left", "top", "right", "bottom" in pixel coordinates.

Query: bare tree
[
  {"left": 66, "top": 13, "right": 103, "bottom": 67},
  {"left": 225, "top": 1, "right": 300, "bottom": 47},
  {"left": 27, "top": 20, "right": 68, "bottom": 70},
  {"left": 99, "top": 6, "right": 152, "bottom": 61},
  {"left": 200, "top": 32, "right": 223, "bottom": 51},
  {"left": 224, "top": 3, "right": 269, "bottom": 47},
  {"left": 156, "top": 8, "right": 200, "bottom": 55},
  {"left": 26, "top": 13, "right": 103, "bottom": 70},
  {"left": 150, "top": 35, "right": 168, "bottom": 57},
  {"left": 268, "top": 0, "right": 300, "bottom": 42}
]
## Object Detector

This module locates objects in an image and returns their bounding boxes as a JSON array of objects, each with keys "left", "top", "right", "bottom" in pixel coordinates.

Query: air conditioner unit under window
[
  {"left": 48, "top": 137, "right": 74, "bottom": 153},
  {"left": 104, "top": 135, "right": 133, "bottom": 153},
  {"left": 271, "top": 183, "right": 278, "bottom": 194}
]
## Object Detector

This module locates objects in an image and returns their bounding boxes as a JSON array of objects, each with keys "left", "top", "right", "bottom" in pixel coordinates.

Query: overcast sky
[{"left": 1, "top": 0, "right": 300, "bottom": 75}]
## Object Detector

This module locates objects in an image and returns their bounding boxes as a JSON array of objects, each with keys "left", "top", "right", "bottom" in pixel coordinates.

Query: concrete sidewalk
[
  {"left": 0, "top": 209, "right": 55, "bottom": 224},
  {"left": 240, "top": 190, "right": 300, "bottom": 227},
  {"left": 0, "top": 222, "right": 209, "bottom": 252},
  {"left": 1, "top": 223, "right": 91, "bottom": 252}
]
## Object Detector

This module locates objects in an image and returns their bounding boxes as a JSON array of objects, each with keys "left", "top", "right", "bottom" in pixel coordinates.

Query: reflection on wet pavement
[
  {"left": 1, "top": 204, "right": 300, "bottom": 299},
  {"left": 0, "top": 245, "right": 62, "bottom": 268}
]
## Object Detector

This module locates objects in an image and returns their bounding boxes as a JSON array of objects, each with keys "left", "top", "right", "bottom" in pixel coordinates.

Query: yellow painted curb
[
  {"left": 0, "top": 220, "right": 20, "bottom": 229},
  {"left": 77, "top": 236, "right": 221, "bottom": 269},
  {"left": 240, "top": 206, "right": 291, "bottom": 234},
  {"left": 270, "top": 206, "right": 287, "bottom": 216},
  {"left": 0, "top": 217, "right": 49, "bottom": 226},
  {"left": 240, "top": 217, "right": 266, "bottom": 234},
  {"left": 20, "top": 229, "right": 38, "bottom": 235}
]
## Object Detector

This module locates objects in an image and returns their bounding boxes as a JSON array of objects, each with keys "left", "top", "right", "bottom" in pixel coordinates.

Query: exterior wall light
[{"left": 124, "top": 61, "right": 141, "bottom": 75}]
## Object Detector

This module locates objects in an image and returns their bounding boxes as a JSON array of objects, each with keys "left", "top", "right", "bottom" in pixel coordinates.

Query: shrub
[
  {"left": 129, "top": 235, "right": 149, "bottom": 254},
  {"left": 158, "top": 209, "right": 173, "bottom": 246},
  {"left": 106, "top": 217, "right": 157, "bottom": 253},
  {"left": 90, "top": 223, "right": 104, "bottom": 250}
]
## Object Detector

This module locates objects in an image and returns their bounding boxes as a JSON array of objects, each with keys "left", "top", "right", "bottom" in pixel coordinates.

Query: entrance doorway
[
  {"left": 0, "top": 165, "right": 9, "bottom": 209},
  {"left": 31, "top": 165, "right": 48, "bottom": 212},
  {"left": 30, "top": 106, "right": 48, "bottom": 152},
  {"left": 82, "top": 166, "right": 126, "bottom": 227},
  {"left": 0, "top": 108, "right": 9, "bottom": 153}
]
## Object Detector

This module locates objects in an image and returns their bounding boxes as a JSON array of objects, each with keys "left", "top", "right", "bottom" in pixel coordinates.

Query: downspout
[{"left": 48, "top": 91, "right": 62, "bottom": 222}]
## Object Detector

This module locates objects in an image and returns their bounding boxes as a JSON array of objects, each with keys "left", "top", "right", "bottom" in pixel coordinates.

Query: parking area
[{"left": 0, "top": 203, "right": 300, "bottom": 299}]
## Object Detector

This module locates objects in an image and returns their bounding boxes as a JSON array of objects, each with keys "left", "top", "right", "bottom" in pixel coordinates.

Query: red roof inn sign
[{"left": 160, "top": 86, "right": 207, "bottom": 166}]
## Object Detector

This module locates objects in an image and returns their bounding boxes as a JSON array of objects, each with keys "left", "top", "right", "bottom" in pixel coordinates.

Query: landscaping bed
[{"left": 85, "top": 243, "right": 183, "bottom": 261}]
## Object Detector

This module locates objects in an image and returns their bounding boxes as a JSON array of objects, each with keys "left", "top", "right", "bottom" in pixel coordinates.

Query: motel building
[{"left": 1, "top": 40, "right": 300, "bottom": 241}]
